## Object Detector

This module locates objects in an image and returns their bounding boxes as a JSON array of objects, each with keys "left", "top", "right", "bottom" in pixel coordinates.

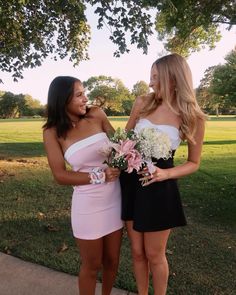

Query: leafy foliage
[
  {"left": 1, "top": 1, "right": 235, "bottom": 80},
  {"left": 90, "top": 0, "right": 153, "bottom": 57},
  {"left": 196, "top": 66, "right": 219, "bottom": 114},
  {"left": 131, "top": 80, "right": 150, "bottom": 97},
  {"left": 0, "top": 0, "right": 90, "bottom": 80},
  {"left": 91, "top": 0, "right": 236, "bottom": 57},
  {"left": 210, "top": 49, "right": 236, "bottom": 109},
  {"left": 0, "top": 91, "right": 44, "bottom": 118},
  {"left": 0, "top": 92, "right": 20, "bottom": 118},
  {"left": 83, "top": 75, "right": 133, "bottom": 115},
  {"left": 196, "top": 48, "right": 236, "bottom": 114},
  {"left": 122, "top": 98, "right": 135, "bottom": 116},
  {"left": 154, "top": 0, "right": 226, "bottom": 56}
]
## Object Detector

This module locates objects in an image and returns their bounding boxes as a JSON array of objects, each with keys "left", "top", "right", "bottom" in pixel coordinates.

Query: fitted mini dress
[
  {"left": 64, "top": 132, "right": 123, "bottom": 240},
  {"left": 120, "top": 118, "right": 187, "bottom": 232}
]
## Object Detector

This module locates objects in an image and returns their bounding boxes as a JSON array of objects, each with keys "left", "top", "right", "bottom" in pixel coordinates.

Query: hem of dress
[
  {"left": 133, "top": 222, "right": 187, "bottom": 232},
  {"left": 73, "top": 224, "right": 124, "bottom": 240}
]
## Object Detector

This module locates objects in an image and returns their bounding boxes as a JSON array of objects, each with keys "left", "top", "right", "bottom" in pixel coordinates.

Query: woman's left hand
[
  {"left": 105, "top": 167, "right": 121, "bottom": 182},
  {"left": 139, "top": 167, "right": 170, "bottom": 186}
]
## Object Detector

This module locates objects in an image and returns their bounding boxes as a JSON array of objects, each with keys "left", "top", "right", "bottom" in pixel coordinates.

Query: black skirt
[{"left": 120, "top": 155, "right": 187, "bottom": 232}]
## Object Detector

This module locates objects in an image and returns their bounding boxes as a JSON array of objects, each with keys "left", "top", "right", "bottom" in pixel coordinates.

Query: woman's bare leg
[
  {"left": 76, "top": 238, "right": 103, "bottom": 295},
  {"left": 102, "top": 228, "right": 123, "bottom": 295},
  {"left": 144, "top": 230, "right": 170, "bottom": 295},
  {"left": 126, "top": 221, "right": 149, "bottom": 295}
]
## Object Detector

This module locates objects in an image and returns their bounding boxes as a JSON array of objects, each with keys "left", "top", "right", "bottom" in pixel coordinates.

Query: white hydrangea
[{"left": 138, "top": 127, "right": 172, "bottom": 161}]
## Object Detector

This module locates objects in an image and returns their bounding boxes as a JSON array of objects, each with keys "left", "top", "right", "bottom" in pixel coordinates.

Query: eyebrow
[{"left": 75, "top": 89, "right": 84, "bottom": 94}]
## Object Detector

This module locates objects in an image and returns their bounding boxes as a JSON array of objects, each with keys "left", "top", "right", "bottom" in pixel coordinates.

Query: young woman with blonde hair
[{"left": 120, "top": 53, "right": 206, "bottom": 295}]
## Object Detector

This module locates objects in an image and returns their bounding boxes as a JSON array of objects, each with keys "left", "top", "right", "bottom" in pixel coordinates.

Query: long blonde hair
[{"left": 141, "top": 53, "right": 207, "bottom": 144}]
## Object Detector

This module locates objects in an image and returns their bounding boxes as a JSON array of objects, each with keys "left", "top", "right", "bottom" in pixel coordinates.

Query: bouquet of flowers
[
  {"left": 102, "top": 127, "right": 172, "bottom": 176},
  {"left": 138, "top": 127, "right": 172, "bottom": 173},
  {"left": 101, "top": 127, "right": 143, "bottom": 173}
]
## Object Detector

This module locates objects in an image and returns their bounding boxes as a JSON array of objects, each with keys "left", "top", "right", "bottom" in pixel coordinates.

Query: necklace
[{"left": 71, "top": 118, "right": 80, "bottom": 128}]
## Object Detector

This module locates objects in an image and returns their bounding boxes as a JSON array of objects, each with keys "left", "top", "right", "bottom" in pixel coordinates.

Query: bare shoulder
[
  {"left": 135, "top": 93, "right": 154, "bottom": 107},
  {"left": 87, "top": 106, "right": 106, "bottom": 118},
  {"left": 43, "top": 127, "right": 58, "bottom": 144},
  {"left": 135, "top": 93, "right": 153, "bottom": 108},
  {"left": 43, "top": 126, "right": 56, "bottom": 137},
  {"left": 88, "top": 105, "right": 113, "bottom": 133},
  {"left": 135, "top": 95, "right": 147, "bottom": 107}
]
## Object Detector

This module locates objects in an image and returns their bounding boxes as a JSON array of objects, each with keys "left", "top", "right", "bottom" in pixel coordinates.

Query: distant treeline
[{"left": 1, "top": 48, "right": 236, "bottom": 119}]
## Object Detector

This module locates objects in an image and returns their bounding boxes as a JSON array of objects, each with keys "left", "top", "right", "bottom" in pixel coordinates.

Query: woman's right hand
[{"left": 104, "top": 167, "right": 120, "bottom": 182}]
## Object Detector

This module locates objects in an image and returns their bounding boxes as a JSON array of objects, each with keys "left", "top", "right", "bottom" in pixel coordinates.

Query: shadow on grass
[
  {"left": 203, "top": 140, "right": 236, "bottom": 145},
  {"left": 1, "top": 139, "right": 235, "bottom": 159},
  {"left": 0, "top": 216, "right": 135, "bottom": 292},
  {"left": 0, "top": 217, "right": 235, "bottom": 295},
  {"left": 108, "top": 117, "right": 128, "bottom": 121},
  {"left": 0, "top": 118, "right": 44, "bottom": 122},
  {"left": 208, "top": 116, "right": 236, "bottom": 121},
  {"left": 168, "top": 139, "right": 236, "bottom": 147},
  {"left": 0, "top": 216, "right": 80, "bottom": 274},
  {"left": 0, "top": 142, "right": 45, "bottom": 158}
]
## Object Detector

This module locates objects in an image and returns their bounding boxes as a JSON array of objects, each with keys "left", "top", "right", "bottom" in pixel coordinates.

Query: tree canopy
[
  {"left": 0, "top": 0, "right": 90, "bottom": 81},
  {"left": 132, "top": 81, "right": 150, "bottom": 97},
  {"left": 0, "top": 91, "right": 44, "bottom": 118},
  {"left": 197, "top": 48, "right": 236, "bottom": 114},
  {"left": 1, "top": 0, "right": 235, "bottom": 80},
  {"left": 83, "top": 75, "right": 133, "bottom": 115},
  {"left": 210, "top": 49, "right": 236, "bottom": 109},
  {"left": 154, "top": 0, "right": 236, "bottom": 56}
]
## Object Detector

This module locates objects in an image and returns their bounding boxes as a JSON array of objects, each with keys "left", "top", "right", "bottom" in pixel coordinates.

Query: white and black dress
[{"left": 120, "top": 118, "right": 187, "bottom": 232}]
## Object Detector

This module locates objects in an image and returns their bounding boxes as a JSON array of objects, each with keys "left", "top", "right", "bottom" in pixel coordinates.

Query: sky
[{"left": 0, "top": 7, "right": 236, "bottom": 105}]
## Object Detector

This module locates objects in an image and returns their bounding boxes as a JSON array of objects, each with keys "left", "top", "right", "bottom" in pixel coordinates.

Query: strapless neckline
[
  {"left": 139, "top": 118, "right": 179, "bottom": 131},
  {"left": 64, "top": 132, "right": 107, "bottom": 160},
  {"left": 135, "top": 118, "right": 181, "bottom": 150}
]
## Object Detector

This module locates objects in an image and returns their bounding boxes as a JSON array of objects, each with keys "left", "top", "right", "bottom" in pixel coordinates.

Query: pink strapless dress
[{"left": 64, "top": 132, "right": 123, "bottom": 240}]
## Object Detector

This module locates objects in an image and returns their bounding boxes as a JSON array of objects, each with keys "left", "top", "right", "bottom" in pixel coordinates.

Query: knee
[
  {"left": 81, "top": 259, "right": 102, "bottom": 274},
  {"left": 131, "top": 247, "right": 147, "bottom": 263},
  {"left": 146, "top": 250, "right": 167, "bottom": 266},
  {"left": 103, "top": 255, "right": 119, "bottom": 271}
]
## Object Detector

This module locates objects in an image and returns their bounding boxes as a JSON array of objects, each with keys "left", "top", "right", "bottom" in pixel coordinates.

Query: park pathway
[{"left": 0, "top": 253, "right": 137, "bottom": 295}]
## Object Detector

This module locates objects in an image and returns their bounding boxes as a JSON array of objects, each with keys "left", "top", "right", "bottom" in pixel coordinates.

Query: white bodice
[{"left": 135, "top": 118, "right": 181, "bottom": 150}]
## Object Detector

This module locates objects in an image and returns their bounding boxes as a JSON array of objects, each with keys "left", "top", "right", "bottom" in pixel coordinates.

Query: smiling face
[{"left": 66, "top": 81, "right": 88, "bottom": 119}]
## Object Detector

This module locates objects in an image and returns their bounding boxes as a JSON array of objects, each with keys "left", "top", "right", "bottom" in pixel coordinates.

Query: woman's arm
[
  {"left": 43, "top": 128, "right": 91, "bottom": 185},
  {"left": 141, "top": 118, "right": 205, "bottom": 184},
  {"left": 100, "top": 109, "right": 115, "bottom": 135},
  {"left": 167, "top": 118, "right": 205, "bottom": 179},
  {"left": 126, "top": 96, "right": 145, "bottom": 131}
]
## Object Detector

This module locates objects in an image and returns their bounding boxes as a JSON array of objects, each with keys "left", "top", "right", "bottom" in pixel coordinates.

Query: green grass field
[{"left": 0, "top": 117, "right": 235, "bottom": 294}]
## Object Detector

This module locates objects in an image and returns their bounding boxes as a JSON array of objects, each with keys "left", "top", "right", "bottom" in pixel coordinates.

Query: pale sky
[{"left": 0, "top": 7, "right": 235, "bottom": 105}]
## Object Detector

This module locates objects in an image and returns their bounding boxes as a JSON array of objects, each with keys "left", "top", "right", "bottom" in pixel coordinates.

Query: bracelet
[{"left": 89, "top": 167, "right": 106, "bottom": 184}]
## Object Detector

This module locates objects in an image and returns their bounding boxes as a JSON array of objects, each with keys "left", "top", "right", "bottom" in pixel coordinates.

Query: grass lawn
[{"left": 0, "top": 117, "right": 235, "bottom": 294}]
